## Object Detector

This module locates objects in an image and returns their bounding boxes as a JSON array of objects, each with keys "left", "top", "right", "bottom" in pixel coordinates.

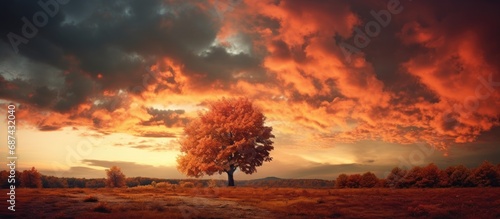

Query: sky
[{"left": 0, "top": 0, "right": 499, "bottom": 180}]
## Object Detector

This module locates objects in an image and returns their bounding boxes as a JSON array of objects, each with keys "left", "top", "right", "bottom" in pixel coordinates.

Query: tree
[
  {"left": 360, "top": 172, "right": 379, "bottom": 188},
  {"left": 386, "top": 167, "right": 407, "bottom": 188},
  {"left": 469, "top": 161, "right": 499, "bottom": 187},
  {"left": 497, "top": 163, "right": 500, "bottom": 186},
  {"left": 126, "top": 177, "right": 141, "bottom": 187},
  {"left": 437, "top": 170, "right": 450, "bottom": 187},
  {"left": 346, "top": 174, "right": 362, "bottom": 188},
  {"left": 0, "top": 170, "right": 13, "bottom": 189},
  {"left": 106, "top": 166, "right": 126, "bottom": 188},
  {"left": 177, "top": 98, "right": 274, "bottom": 186},
  {"left": 335, "top": 174, "right": 349, "bottom": 188},
  {"left": 447, "top": 165, "right": 472, "bottom": 187},
  {"left": 416, "top": 163, "right": 440, "bottom": 188},
  {"left": 41, "top": 175, "right": 68, "bottom": 188},
  {"left": 403, "top": 166, "right": 423, "bottom": 188},
  {"left": 86, "top": 179, "right": 106, "bottom": 188},
  {"left": 20, "top": 167, "right": 42, "bottom": 188}
]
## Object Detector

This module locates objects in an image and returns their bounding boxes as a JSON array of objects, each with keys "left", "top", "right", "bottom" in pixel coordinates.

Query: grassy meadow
[{"left": 1, "top": 186, "right": 499, "bottom": 218}]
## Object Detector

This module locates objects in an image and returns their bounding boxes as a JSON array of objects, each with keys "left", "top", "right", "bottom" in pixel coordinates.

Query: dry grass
[{"left": 1, "top": 187, "right": 499, "bottom": 218}]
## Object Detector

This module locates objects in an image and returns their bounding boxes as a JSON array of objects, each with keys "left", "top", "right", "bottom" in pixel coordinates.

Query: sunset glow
[{"left": 1, "top": 0, "right": 499, "bottom": 180}]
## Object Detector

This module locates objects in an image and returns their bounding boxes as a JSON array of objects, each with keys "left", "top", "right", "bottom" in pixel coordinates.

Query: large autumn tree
[{"left": 177, "top": 98, "right": 274, "bottom": 186}]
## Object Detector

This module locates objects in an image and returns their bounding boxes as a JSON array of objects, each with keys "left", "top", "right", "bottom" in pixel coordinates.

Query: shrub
[
  {"left": 156, "top": 182, "right": 172, "bottom": 189},
  {"left": 360, "top": 172, "right": 379, "bottom": 188},
  {"left": 208, "top": 179, "right": 218, "bottom": 188},
  {"left": 416, "top": 163, "right": 440, "bottom": 188},
  {"left": 106, "top": 166, "right": 126, "bottom": 188},
  {"left": 93, "top": 202, "right": 112, "bottom": 213},
  {"left": 386, "top": 167, "right": 407, "bottom": 188},
  {"left": 20, "top": 167, "right": 42, "bottom": 188},
  {"left": 149, "top": 202, "right": 165, "bottom": 212},
  {"left": 469, "top": 161, "right": 499, "bottom": 187},
  {"left": 180, "top": 181, "right": 195, "bottom": 188},
  {"left": 346, "top": 174, "right": 361, "bottom": 188},
  {"left": 448, "top": 165, "right": 472, "bottom": 187},
  {"left": 335, "top": 174, "right": 348, "bottom": 188},
  {"left": 83, "top": 195, "right": 99, "bottom": 202}
]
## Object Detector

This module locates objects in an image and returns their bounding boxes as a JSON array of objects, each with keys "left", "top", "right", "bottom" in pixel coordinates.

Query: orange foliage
[
  {"left": 177, "top": 98, "right": 274, "bottom": 185},
  {"left": 106, "top": 166, "right": 126, "bottom": 188}
]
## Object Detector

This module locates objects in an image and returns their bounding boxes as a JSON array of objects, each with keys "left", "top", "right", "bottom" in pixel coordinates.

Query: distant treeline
[
  {"left": 2, "top": 161, "right": 498, "bottom": 189},
  {"left": 335, "top": 161, "right": 500, "bottom": 189},
  {"left": 0, "top": 169, "right": 333, "bottom": 189}
]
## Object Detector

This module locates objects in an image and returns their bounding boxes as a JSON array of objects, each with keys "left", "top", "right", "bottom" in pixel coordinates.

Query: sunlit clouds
[{"left": 0, "top": 0, "right": 499, "bottom": 178}]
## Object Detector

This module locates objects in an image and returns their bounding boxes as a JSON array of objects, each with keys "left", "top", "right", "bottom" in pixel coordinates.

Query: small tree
[
  {"left": 335, "top": 174, "right": 349, "bottom": 188},
  {"left": 437, "top": 170, "right": 450, "bottom": 187},
  {"left": 20, "top": 167, "right": 42, "bottom": 188},
  {"left": 386, "top": 167, "right": 407, "bottom": 188},
  {"left": 106, "top": 166, "right": 126, "bottom": 188},
  {"left": 416, "top": 163, "right": 440, "bottom": 188},
  {"left": 403, "top": 166, "right": 423, "bottom": 188},
  {"left": 41, "top": 175, "right": 68, "bottom": 188},
  {"left": 497, "top": 163, "right": 500, "bottom": 186},
  {"left": 346, "top": 174, "right": 361, "bottom": 188},
  {"left": 177, "top": 98, "right": 274, "bottom": 186},
  {"left": 469, "top": 161, "right": 499, "bottom": 187},
  {"left": 360, "top": 172, "right": 379, "bottom": 188},
  {"left": 448, "top": 165, "right": 472, "bottom": 187}
]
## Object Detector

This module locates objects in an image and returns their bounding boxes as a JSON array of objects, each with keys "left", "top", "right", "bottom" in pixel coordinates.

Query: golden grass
[{"left": 1, "top": 187, "right": 499, "bottom": 218}]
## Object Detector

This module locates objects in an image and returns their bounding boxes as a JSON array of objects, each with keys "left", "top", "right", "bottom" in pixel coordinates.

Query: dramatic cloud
[{"left": 1, "top": 0, "right": 500, "bottom": 178}]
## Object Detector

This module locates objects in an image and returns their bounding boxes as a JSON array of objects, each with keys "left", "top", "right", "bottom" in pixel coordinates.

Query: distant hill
[
  {"left": 30, "top": 175, "right": 334, "bottom": 189},
  {"left": 237, "top": 177, "right": 333, "bottom": 188}
]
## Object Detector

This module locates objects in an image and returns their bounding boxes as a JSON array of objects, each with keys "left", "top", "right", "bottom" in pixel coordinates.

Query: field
[{"left": 1, "top": 187, "right": 500, "bottom": 219}]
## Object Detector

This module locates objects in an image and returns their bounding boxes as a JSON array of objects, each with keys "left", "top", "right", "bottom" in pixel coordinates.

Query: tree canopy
[
  {"left": 106, "top": 166, "right": 126, "bottom": 188},
  {"left": 177, "top": 97, "right": 274, "bottom": 186}
]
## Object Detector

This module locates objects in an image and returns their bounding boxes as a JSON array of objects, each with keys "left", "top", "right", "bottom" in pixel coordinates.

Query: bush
[
  {"left": 180, "top": 181, "right": 195, "bottom": 188},
  {"left": 93, "top": 202, "right": 111, "bottom": 213},
  {"left": 360, "top": 172, "right": 379, "bottom": 188},
  {"left": 386, "top": 167, "right": 407, "bottom": 188},
  {"left": 106, "top": 166, "right": 126, "bottom": 188},
  {"left": 208, "top": 179, "right": 218, "bottom": 188},
  {"left": 335, "top": 174, "right": 348, "bottom": 188},
  {"left": 346, "top": 174, "right": 361, "bottom": 188},
  {"left": 20, "top": 167, "right": 42, "bottom": 188},
  {"left": 469, "top": 161, "right": 499, "bottom": 187},
  {"left": 83, "top": 195, "right": 99, "bottom": 202},
  {"left": 156, "top": 182, "right": 172, "bottom": 189}
]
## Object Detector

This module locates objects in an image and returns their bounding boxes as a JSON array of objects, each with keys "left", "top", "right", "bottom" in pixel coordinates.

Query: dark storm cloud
[
  {"left": 113, "top": 139, "right": 178, "bottom": 151},
  {"left": 0, "top": 0, "right": 267, "bottom": 112},
  {"left": 141, "top": 108, "right": 189, "bottom": 127},
  {"left": 38, "top": 124, "right": 62, "bottom": 131},
  {"left": 136, "top": 131, "right": 177, "bottom": 138},
  {"left": 344, "top": 0, "right": 500, "bottom": 96}
]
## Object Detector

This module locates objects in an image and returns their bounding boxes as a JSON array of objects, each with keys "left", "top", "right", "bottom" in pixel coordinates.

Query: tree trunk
[
  {"left": 227, "top": 171, "right": 235, "bottom": 187},
  {"left": 226, "top": 164, "right": 236, "bottom": 187}
]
